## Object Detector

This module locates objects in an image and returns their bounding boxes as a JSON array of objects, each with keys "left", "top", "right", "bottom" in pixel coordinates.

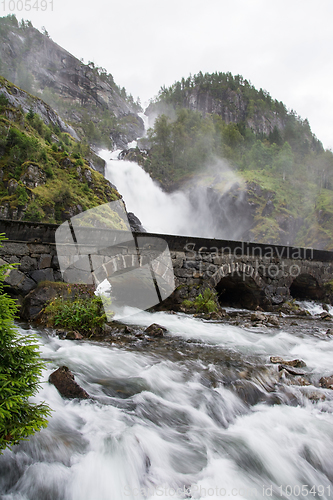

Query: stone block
[
  {"left": 4, "top": 268, "right": 25, "bottom": 287},
  {"left": 7, "top": 255, "right": 19, "bottom": 264},
  {"left": 174, "top": 268, "right": 194, "bottom": 278},
  {"left": 53, "top": 271, "right": 63, "bottom": 282},
  {"left": 19, "top": 277, "right": 37, "bottom": 295},
  {"left": 51, "top": 255, "right": 59, "bottom": 269},
  {"left": 0, "top": 242, "right": 29, "bottom": 256},
  {"left": 172, "top": 256, "right": 184, "bottom": 267},
  {"left": 30, "top": 268, "right": 55, "bottom": 284},
  {"left": 19, "top": 255, "right": 37, "bottom": 273},
  {"left": 171, "top": 251, "right": 185, "bottom": 260},
  {"left": 184, "top": 260, "right": 200, "bottom": 270},
  {"left": 27, "top": 244, "right": 50, "bottom": 254},
  {"left": 276, "top": 286, "right": 288, "bottom": 296},
  {"left": 39, "top": 254, "right": 52, "bottom": 269}
]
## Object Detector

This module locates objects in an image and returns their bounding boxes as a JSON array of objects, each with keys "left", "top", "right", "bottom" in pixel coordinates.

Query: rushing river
[
  {"left": 1, "top": 305, "right": 333, "bottom": 500},
  {"left": 2, "top": 143, "right": 333, "bottom": 498}
]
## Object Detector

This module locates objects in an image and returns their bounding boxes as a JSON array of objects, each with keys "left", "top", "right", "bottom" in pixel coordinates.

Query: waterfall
[
  {"left": 2, "top": 128, "right": 333, "bottom": 500},
  {"left": 100, "top": 148, "right": 218, "bottom": 237}
]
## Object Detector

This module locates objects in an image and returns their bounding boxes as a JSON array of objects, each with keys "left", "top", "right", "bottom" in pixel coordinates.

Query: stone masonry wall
[{"left": 0, "top": 241, "right": 61, "bottom": 296}]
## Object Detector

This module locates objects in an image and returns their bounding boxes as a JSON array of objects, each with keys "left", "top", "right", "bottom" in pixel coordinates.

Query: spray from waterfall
[{"left": 99, "top": 149, "right": 250, "bottom": 239}]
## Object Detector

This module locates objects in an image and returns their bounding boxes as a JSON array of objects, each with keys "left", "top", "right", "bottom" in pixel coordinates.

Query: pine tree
[{"left": 0, "top": 234, "right": 50, "bottom": 452}]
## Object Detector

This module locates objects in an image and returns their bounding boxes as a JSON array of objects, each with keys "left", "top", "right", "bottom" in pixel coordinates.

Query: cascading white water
[
  {"left": 99, "top": 149, "right": 217, "bottom": 237},
  {"left": 2, "top": 138, "right": 333, "bottom": 498},
  {"left": 1, "top": 313, "right": 333, "bottom": 499}
]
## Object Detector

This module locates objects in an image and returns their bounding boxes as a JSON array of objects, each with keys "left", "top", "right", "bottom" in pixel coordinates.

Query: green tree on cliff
[
  {"left": 274, "top": 141, "right": 294, "bottom": 181},
  {"left": 0, "top": 234, "right": 49, "bottom": 452}
]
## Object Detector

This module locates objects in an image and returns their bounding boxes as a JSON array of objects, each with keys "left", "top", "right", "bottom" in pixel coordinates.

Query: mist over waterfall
[{"left": 100, "top": 149, "right": 219, "bottom": 236}]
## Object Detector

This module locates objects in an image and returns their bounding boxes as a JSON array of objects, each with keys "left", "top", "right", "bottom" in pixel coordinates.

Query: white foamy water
[
  {"left": 99, "top": 149, "right": 216, "bottom": 237},
  {"left": 295, "top": 300, "right": 333, "bottom": 317},
  {"left": 1, "top": 313, "right": 333, "bottom": 500}
]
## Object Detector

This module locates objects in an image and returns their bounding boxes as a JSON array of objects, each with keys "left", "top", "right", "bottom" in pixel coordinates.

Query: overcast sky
[{"left": 6, "top": 0, "right": 333, "bottom": 149}]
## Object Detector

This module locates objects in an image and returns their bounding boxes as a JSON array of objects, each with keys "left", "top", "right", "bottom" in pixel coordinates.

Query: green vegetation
[
  {"left": 43, "top": 294, "right": 109, "bottom": 334},
  {"left": 182, "top": 288, "right": 219, "bottom": 314},
  {"left": 0, "top": 234, "right": 50, "bottom": 452},
  {"left": 141, "top": 71, "right": 333, "bottom": 248},
  {"left": 144, "top": 71, "right": 327, "bottom": 186},
  {"left": 0, "top": 85, "right": 123, "bottom": 224}
]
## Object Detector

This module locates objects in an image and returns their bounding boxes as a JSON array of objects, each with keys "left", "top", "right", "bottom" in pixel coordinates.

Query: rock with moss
[{"left": 0, "top": 82, "right": 122, "bottom": 223}]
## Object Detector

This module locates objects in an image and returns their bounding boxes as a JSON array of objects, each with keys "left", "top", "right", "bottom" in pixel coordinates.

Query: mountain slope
[
  {"left": 139, "top": 72, "right": 333, "bottom": 249},
  {"left": 0, "top": 78, "right": 124, "bottom": 225},
  {"left": 0, "top": 14, "right": 144, "bottom": 149}
]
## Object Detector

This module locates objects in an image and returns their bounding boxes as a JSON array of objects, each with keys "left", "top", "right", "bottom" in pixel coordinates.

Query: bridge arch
[
  {"left": 289, "top": 273, "right": 324, "bottom": 300},
  {"left": 210, "top": 263, "right": 267, "bottom": 309}
]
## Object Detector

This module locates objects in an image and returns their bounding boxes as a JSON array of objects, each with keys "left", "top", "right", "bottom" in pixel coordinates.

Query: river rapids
[
  {"left": 1, "top": 147, "right": 333, "bottom": 499},
  {"left": 1, "top": 305, "right": 333, "bottom": 500}
]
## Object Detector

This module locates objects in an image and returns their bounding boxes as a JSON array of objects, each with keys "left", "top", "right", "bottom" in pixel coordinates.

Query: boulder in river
[
  {"left": 267, "top": 315, "right": 280, "bottom": 326},
  {"left": 270, "top": 356, "right": 306, "bottom": 368},
  {"left": 319, "top": 311, "right": 332, "bottom": 320},
  {"left": 250, "top": 312, "right": 266, "bottom": 323},
  {"left": 144, "top": 324, "right": 167, "bottom": 337},
  {"left": 278, "top": 364, "right": 306, "bottom": 376},
  {"left": 49, "top": 366, "right": 90, "bottom": 399},
  {"left": 319, "top": 375, "right": 333, "bottom": 389}
]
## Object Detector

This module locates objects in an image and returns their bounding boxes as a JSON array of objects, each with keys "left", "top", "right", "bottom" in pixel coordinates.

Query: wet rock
[
  {"left": 278, "top": 364, "right": 306, "bottom": 376},
  {"left": 207, "top": 311, "right": 224, "bottom": 320},
  {"left": 232, "top": 380, "right": 267, "bottom": 406},
  {"left": 267, "top": 315, "right": 279, "bottom": 326},
  {"left": 295, "top": 377, "right": 311, "bottom": 386},
  {"left": 319, "top": 375, "right": 333, "bottom": 389},
  {"left": 270, "top": 357, "right": 306, "bottom": 368},
  {"left": 319, "top": 311, "right": 332, "bottom": 320},
  {"left": 307, "top": 391, "right": 326, "bottom": 402},
  {"left": 49, "top": 366, "right": 89, "bottom": 399},
  {"left": 322, "top": 303, "right": 330, "bottom": 312},
  {"left": 144, "top": 323, "right": 167, "bottom": 337},
  {"left": 65, "top": 331, "right": 84, "bottom": 340},
  {"left": 270, "top": 356, "right": 284, "bottom": 364},
  {"left": 127, "top": 212, "right": 146, "bottom": 232},
  {"left": 102, "top": 324, "right": 114, "bottom": 335},
  {"left": 56, "top": 329, "right": 66, "bottom": 339},
  {"left": 250, "top": 312, "right": 266, "bottom": 323}
]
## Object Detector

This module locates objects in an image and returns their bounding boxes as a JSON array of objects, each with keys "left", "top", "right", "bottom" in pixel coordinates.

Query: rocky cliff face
[
  {"left": 0, "top": 77, "right": 78, "bottom": 138},
  {"left": 145, "top": 73, "right": 316, "bottom": 147},
  {"left": 146, "top": 86, "right": 294, "bottom": 139},
  {"left": 183, "top": 87, "right": 286, "bottom": 137},
  {"left": 0, "top": 16, "right": 144, "bottom": 148}
]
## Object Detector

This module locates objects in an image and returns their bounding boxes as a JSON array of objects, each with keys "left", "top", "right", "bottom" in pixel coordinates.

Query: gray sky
[{"left": 7, "top": 0, "right": 333, "bottom": 149}]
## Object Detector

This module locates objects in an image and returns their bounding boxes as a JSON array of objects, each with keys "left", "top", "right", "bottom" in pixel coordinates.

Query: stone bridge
[{"left": 1, "top": 219, "right": 333, "bottom": 311}]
